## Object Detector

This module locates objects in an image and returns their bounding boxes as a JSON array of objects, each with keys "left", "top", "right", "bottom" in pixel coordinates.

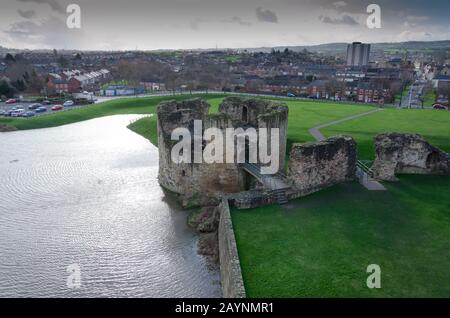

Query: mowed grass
[
  {"left": 127, "top": 97, "right": 224, "bottom": 145},
  {"left": 0, "top": 94, "right": 226, "bottom": 131},
  {"left": 1, "top": 93, "right": 379, "bottom": 157},
  {"left": 322, "top": 108, "right": 450, "bottom": 160},
  {"left": 231, "top": 174, "right": 450, "bottom": 298},
  {"left": 3, "top": 93, "right": 449, "bottom": 298},
  {"left": 127, "top": 96, "right": 376, "bottom": 150},
  {"left": 283, "top": 101, "right": 374, "bottom": 152}
]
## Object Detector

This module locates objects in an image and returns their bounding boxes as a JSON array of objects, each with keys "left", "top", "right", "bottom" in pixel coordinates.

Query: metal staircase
[{"left": 241, "top": 162, "right": 291, "bottom": 205}]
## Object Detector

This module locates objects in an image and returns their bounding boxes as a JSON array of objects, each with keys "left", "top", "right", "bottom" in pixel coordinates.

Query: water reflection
[{"left": 0, "top": 115, "right": 221, "bottom": 298}]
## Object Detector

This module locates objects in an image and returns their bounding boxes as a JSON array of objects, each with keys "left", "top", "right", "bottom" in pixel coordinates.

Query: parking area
[{"left": 0, "top": 99, "right": 98, "bottom": 118}]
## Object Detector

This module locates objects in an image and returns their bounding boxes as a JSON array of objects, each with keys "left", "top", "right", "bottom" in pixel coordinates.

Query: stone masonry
[
  {"left": 288, "top": 136, "right": 357, "bottom": 193},
  {"left": 157, "top": 97, "right": 289, "bottom": 207},
  {"left": 372, "top": 133, "right": 450, "bottom": 181}
]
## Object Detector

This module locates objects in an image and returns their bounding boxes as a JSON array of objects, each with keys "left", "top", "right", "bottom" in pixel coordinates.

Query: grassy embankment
[
  {"left": 0, "top": 94, "right": 225, "bottom": 131},
  {"left": 232, "top": 174, "right": 450, "bottom": 297},
  {"left": 128, "top": 97, "right": 376, "bottom": 151},
  {"left": 322, "top": 107, "right": 450, "bottom": 159},
  {"left": 3, "top": 93, "right": 449, "bottom": 297},
  {"left": 226, "top": 98, "right": 450, "bottom": 297},
  {"left": 129, "top": 96, "right": 448, "bottom": 163}
]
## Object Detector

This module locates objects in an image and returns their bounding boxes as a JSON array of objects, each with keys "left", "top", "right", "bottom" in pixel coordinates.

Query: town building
[
  {"left": 46, "top": 69, "right": 111, "bottom": 94},
  {"left": 346, "top": 42, "right": 371, "bottom": 67},
  {"left": 432, "top": 75, "right": 450, "bottom": 90}
]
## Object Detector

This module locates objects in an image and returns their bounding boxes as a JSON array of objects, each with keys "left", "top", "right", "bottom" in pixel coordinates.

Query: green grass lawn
[
  {"left": 322, "top": 108, "right": 450, "bottom": 160},
  {"left": 423, "top": 90, "right": 437, "bottom": 107},
  {"left": 231, "top": 174, "right": 450, "bottom": 298},
  {"left": 3, "top": 93, "right": 447, "bottom": 163},
  {"left": 2, "top": 92, "right": 449, "bottom": 298},
  {"left": 128, "top": 97, "right": 376, "bottom": 151},
  {"left": 283, "top": 101, "right": 374, "bottom": 152},
  {"left": 126, "top": 96, "right": 224, "bottom": 145}
]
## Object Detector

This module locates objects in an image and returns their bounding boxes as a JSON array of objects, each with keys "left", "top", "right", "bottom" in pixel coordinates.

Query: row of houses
[
  {"left": 47, "top": 69, "right": 111, "bottom": 94},
  {"left": 260, "top": 80, "right": 391, "bottom": 103}
]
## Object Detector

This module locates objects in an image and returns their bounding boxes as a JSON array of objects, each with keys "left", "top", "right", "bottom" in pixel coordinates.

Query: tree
[
  {"left": 12, "top": 79, "right": 26, "bottom": 92},
  {"left": 4, "top": 53, "right": 15, "bottom": 64},
  {"left": 26, "top": 70, "right": 45, "bottom": 93},
  {"left": 0, "top": 77, "right": 16, "bottom": 98},
  {"left": 57, "top": 56, "right": 70, "bottom": 68},
  {"left": 306, "top": 75, "right": 316, "bottom": 83},
  {"left": 325, "top": 79, "right": 345, "bottom": 97}
]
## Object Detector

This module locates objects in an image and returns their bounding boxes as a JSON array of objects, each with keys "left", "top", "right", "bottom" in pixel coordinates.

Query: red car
[
  {"left": 51, "top": 105, "right": 64, "bottom": 111},
  {"left": 5, "top": 99, "right": 17, "bottom": 104},
  {"left": 433, "top": 104, "right": 448, "bottom": 110}
]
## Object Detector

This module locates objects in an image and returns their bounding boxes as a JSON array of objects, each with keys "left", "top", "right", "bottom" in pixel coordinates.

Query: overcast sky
[{"left": 0, "top": 0, "right": 449, "bottom": 50}]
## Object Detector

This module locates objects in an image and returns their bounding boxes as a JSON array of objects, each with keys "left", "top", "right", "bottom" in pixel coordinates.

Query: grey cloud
[
  {"left": 189, "top": 18, "right": 205, "bottom": 30},
  {"left": 229, "top": 16, "right": 251, "bottom": 26},
  {"left": 319, "top": 14, "right": 359, "bottom": 25},
  {"left": 314, "top": 0, "right": 368, "bottom": 13},
  {"left": 16, "top": 0, "right": 66, "bottom": 14},
  {"left": 5, "top": 16, "right": 84, "bottom": 48},
  {"left": 333, "top": 1, "right": 347, "bottom": 9},
  {"left": 17, "top": 9, "right": 36, "bottom": 19},
  {"left": 256, "top": 7, "right": 278, "bottom": 23}
]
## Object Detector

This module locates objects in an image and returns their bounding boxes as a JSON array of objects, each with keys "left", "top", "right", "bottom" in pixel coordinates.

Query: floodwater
[{"left": 0, "top": 115, "right": 221, "bottom": 298}]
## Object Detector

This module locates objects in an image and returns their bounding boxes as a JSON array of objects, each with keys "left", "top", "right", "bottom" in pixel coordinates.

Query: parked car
[
  {"left": 35, "top": 106, "right": 47, "bottom": 113},
  {"left": 10, "top": 109, "right": 25, "bottom": 117},
  {"left": 22, "top": 111, "right": 35, "bottom": 118},
  {"left": 63, "top": 100, "right": 75, "bottom": 107},
  {"left": 51, "top": 105, "right": 64, "bottom": 111},
  {"left": 0, "top": 110, "right": 6, "bottom": 116},
  {"left": 42, "top": 100, "right": 52, "bottom": 105},
  {"left": 5, "top": 99, "right": 17, "bottom": 104},
  {"left": 433, "top": 104, "right": 448, "bottom": 110},
  {"left": 287, "top": 92, "right": 296, "bottom": 98},
  {"left": 28, "top": 103, "right": 43, "bottom": 110}
]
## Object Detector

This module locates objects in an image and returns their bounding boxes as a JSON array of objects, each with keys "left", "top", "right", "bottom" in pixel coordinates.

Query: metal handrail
[{"left": 357, "top": 160, "right": 374, "bottom": 178}]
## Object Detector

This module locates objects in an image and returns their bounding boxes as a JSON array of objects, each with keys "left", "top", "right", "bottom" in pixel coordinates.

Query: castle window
[
  {"left": 182, "top": 170, "right": 186, "bottom": 177},
  {"left": 242, "top": 106, "right": 248, "bottom": 123}
]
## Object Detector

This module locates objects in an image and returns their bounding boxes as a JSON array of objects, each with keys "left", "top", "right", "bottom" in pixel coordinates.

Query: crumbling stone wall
[
  {"left": 157, "top": 97, "right": 289, "bottom": 207},
  {"left": 218, "top": 199, "right": 246, "bottom": 298},
  {"left": 157, "top": 99, "right": 245, "bottom": 207},
  {"left": 288, "top": 136, "right": 357, "bottom": 193},
  {"left": 219, "top": 96, "right": 273, "bottom": 126},
  {"left": 219, "top": 97, "right": 289, "bottom": 174},
  {"left": 257, "top": 105, "right": 289, "bottom": 174},
  {"left": 372, "top": 133, "right": 450, "bottom": 181}
]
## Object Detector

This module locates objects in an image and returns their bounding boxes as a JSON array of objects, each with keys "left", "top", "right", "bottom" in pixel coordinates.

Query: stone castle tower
[{"left": 157, "top": 97, "right": 289, "bottom": 207}]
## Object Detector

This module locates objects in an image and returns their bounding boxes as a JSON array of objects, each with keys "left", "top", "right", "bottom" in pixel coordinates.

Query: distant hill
[
  {"left": 0, "top": 45, "right": 20, "bottom": 56},
  {"left": 245, "top": 40, "right": 450, "bottom": 54},
  {"left": 1, "top": 40, "right": 449, "bottom": 55}
]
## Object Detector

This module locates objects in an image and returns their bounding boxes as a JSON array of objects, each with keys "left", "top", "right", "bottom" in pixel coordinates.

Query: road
[{"left": 400, "top": 81, "right": 425, "bottom": 108}]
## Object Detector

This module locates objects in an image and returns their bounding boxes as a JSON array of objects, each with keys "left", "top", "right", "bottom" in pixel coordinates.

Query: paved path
[
  {"left": 308, "top": 108, "right": 387, "bottom": 191},
  {"left": 308, "top": 108, "right": 384, "bottom": 141}
]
